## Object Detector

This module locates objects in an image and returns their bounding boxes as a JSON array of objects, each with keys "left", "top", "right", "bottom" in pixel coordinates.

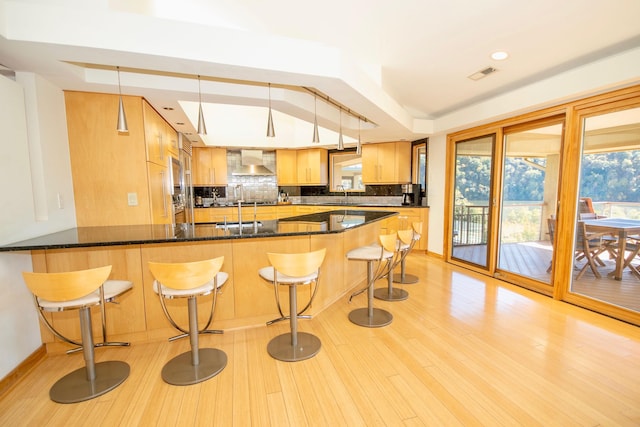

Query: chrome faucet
[
  {"left": 337, "top": 185, "right": 348, "bottom": 205},
  {"left": 235, "top": 184, "right": 244, "bottom": 203}
]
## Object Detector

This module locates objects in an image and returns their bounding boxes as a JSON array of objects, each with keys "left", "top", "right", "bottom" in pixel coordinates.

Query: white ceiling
[{"left": 1, "top": 0, "right": 639, "bottom": 149}]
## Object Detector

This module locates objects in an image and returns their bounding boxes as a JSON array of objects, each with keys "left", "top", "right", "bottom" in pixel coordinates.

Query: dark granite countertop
[
  {"left": 0, "top": 209, "right": 396, "bottom": 252},
  {"left": 195, "top": 203, "right": 428, "bottom": 209}
]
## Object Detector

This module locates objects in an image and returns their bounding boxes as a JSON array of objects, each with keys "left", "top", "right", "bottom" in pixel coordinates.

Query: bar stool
[
  {"left": 346, "top": 233, "right": 398, "bottom": 327},
  {"left": 258, "top": 248, "right": 326, "bottom": 361},
  {"left": 148, "top": 257, "right": 228, "bottom": 385},
  {"left": 393, "top": 221, "right": 423, "bottom": 284},
  {"left": 373, "top": 231, "right": 409, "bottom": 302},
  {"left": 22, "top": 266, "right": 130, "bottom": 403},
  {"left": 35, "top": 279, "right": 133, "bottom": 354}
]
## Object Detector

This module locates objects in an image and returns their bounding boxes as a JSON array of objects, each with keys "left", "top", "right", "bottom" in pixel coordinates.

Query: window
[
  {"left": 412, "top": 140, "right": 427, "bottom": 198},
  {"left": 329, "top": 150, "right": 364, "bottom": 191}
]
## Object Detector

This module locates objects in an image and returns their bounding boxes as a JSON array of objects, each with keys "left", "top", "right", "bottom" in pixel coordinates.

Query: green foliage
[
  {"left": 455, "top": 150, "right": 640, "bottom": 203},
  {"left": 580, "top": 151, "right": 640, "bottom": 202}
]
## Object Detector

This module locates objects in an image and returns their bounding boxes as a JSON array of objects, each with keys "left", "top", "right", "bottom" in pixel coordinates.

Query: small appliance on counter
[
  {"left": 401, "top": 184, "right": 422, "bottom": 206},
  {"left": 278, "top": 191, "right": 289, "bottom": 203}
]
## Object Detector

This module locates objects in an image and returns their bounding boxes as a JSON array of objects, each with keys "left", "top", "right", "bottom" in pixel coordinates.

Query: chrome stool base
[
  {"left": 374, "top": 287, "right": 409, "bottom": 301},
  {"left": 267, "top": 331, "right": 321, "bottom": 362},
  {"left": 348, "top": 307, "right": 393, "bottom": 328},
  {"left": 50, "top": 360, "right": 130, "bottom": 404},
  {"left": 161, "top": 348, "right": 227, "bottom": 386},
  {"left": 393, "top": 273, "right": 419, "bottom": 284}
]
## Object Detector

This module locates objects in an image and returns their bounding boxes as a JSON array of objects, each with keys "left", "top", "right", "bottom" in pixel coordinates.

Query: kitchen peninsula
[{"left": 3, "top": 210, "right": 396, "bottom": 352}]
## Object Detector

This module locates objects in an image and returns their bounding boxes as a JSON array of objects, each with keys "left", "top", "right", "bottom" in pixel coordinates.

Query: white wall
[
  {"left": 0, "top": 73, "right": 76, "bottom": 379},
  {"left": 427, "top": 134, "right": 446, "bottom": 256}
]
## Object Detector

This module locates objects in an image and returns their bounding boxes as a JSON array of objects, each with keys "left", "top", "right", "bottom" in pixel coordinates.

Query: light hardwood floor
[{"left": 1, "top": 255, "right": 640, "bottom": 426}]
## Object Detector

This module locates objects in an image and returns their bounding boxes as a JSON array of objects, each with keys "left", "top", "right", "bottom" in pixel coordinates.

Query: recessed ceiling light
[{"left": 491, "top": 51, "right": 509, "bottom": 61}]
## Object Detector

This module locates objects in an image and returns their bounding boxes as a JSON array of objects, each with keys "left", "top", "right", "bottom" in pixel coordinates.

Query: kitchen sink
[{"left": 215, "top": 221, "right": 263, "bottom": 229}]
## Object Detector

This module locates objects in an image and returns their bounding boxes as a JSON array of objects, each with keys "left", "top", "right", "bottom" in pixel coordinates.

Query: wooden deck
[{"left": 454, "top": 241, "right": 640, "bottom": 312}]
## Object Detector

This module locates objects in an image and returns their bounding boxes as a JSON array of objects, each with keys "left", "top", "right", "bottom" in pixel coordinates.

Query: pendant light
[
  {"left": 197, "top": 75, "right": 207, "bottom": 135},
  {"left": 116, "top": 66, "right": 128, "bottom": 133},
  {"left": 266, "top": 83, "right": 275, "bottom": 137},
  {"left": 312, "top": 94, "right": 320, "bottom": 143},
  {"left": 356, "top": 117, "right": 362, "bottom": 155},
  {"left": 337, "top": 107, "right": 344, "bottom": 150}
]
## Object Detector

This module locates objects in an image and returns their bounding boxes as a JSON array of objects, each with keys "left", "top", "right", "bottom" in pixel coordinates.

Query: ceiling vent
[{"left": 468, "top": 66, "right": 498, "bottom": 81}]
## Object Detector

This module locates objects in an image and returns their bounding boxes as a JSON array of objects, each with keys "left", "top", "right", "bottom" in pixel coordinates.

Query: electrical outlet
[
  {"left": 57, "top": 193, "right": 64, "bottom": 209},
  {"left": 127, "top": 192, "right": 138, "bottom": 206}
]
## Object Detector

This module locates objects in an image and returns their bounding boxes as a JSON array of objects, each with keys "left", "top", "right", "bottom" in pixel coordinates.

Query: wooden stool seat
[
  {"left": 22, "top": 266, "right": 130, "bottom": 403},
  {"left": 148, "top": 257, "right": 228, "bottom": 386},
  {"left": 259, "top": 248, "right": 326, "bottom": 362}
]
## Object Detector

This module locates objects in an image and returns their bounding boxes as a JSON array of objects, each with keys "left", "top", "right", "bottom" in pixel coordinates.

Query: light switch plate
[{"left": 127, "top": 192, "right": 138, "bottom": 206}]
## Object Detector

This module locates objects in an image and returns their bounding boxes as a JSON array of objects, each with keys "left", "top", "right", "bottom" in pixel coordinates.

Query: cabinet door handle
[
  {"left": 161, "top": 170, "right": 168, "bottom": 217},
  {"left": 159, "top": 134, "right": 164, "bottom": 161}
]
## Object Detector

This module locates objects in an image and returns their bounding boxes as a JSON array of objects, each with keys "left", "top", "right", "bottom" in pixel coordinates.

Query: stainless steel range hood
[{"left": 231, "top": 149, "right": 274, "bottom": 175}]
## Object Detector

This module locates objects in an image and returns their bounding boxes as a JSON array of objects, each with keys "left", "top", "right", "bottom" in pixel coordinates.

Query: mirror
[
  {"left": 413, "top": 142, "right": 427, "bottom": 195},
  {"left": 330, "top": 151, "right": 364, "bottom": 191}
]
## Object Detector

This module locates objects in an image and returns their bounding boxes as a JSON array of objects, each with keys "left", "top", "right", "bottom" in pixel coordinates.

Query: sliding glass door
[
  {"left": 451, "top": 135, "right": 495, "bottom": 269},
  {"left": 446, "top": 86, "right": 640, "bottom": 325},
  {"left": 570, "top": 106, "right": 640, "bottom": 314},
  {"left": 496, "top": 120, "right": 563, "bottom": 286}
]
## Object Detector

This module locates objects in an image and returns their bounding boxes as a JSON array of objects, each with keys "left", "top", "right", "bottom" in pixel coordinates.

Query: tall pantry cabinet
[{"left": 65, "top": 91, "right": 175, "bottom": 226}]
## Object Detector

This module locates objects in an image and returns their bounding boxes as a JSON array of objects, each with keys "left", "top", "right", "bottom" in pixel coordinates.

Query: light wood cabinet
[
  {"left": 353, "top": 206, "right": 428, "bottom": 250},
  {"left": 194, "top": 206, "right": 280, "bottom": 223},
  {"left": 66, "top": 92, "right": 148, "bottom": 226},
  {"left": 362, "top": 141, "right": 411, "bottom": 184},
  {"left": 143, "top": 100, "right": 177, "bottom": 166},
  {"left": 276, "top": 205, "right": 295, "bottom": 219},
  {"left": 147, "top": 162, "right": 172, "bottom": 224},
  {"left": 192, "top": 147, "right": 228, "bottom": 186},
  {"left": 276, "top": 150, "right": 298, "bottom": 185},
  {"left": 65, "top": 92, "right": 180, "bottom": 226},
  {"left": 238, "top": 205, "right": 277, "bottom": 222},
  {"left": 166, "top": 121, "right": 179, "bottom": 157},
  {"left": 296, "top": 148, "right": 328, "bottom": 185},
  {"left": 194, "top": 207, "right": 234, "bottom": 223}
]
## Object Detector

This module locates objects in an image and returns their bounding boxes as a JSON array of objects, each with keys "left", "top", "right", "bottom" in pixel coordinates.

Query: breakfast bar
[{"left": 3, "top": 210, "right": 396, "bottom": 353}]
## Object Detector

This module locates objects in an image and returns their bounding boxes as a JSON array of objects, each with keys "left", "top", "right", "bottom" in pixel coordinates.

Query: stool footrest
[
  {"left": 168, "top": 329, "right": 224, "bottom": 342},
  {"left": 266, "top": 314, "right": 311, "bottom": 326},
  {"left": 65, "top": 341, "right": 131, "bottom": 354}
]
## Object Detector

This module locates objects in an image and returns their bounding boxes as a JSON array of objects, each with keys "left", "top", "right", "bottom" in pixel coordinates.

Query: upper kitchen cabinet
[
  {"left": 65, "top": 91, "right": 153, "bottom": 226},
  {"left": 143, "top": 100, "right": 178, "bottom": 165},
  {"left": 362, "top": 141, "right": 411, "bottom": 184},
  {"left": 192, "top": 147, "right": 228, "bottom": 186},
  {"left": 276, "top": 150, "right": 298, "bottom": 185},
  {"left": 296, "top": 148, "right": 328, "bottom": 185}
]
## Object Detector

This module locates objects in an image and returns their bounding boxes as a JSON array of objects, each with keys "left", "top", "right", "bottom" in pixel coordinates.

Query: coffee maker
[{"left": 401, "top": 184, "right": 421, "bottom": 206}]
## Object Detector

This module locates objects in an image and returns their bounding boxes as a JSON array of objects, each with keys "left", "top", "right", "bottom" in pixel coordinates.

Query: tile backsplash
[{"left": 193, "top": 150, "right": 415, "bottom": 206}]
